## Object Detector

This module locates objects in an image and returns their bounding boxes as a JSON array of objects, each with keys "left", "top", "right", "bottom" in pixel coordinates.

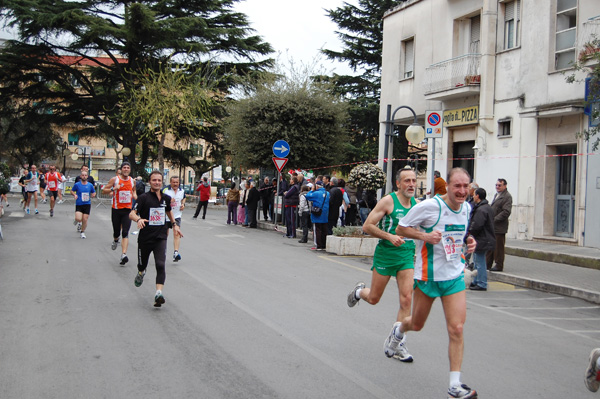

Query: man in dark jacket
[
  {"left": 468, "top": 188, "right": 496, "bottom": 291},
  {"left": 486, "top": 178, "right": 512, "bottom": 271},
  {"left": 246, "top": 181, "right": 260, "bottom": 228},
  {"left": 259, "top": 177, "right": 272, "bottom": 221},
  {"left": 283, "top": 176, "right": 300, "bottom": 238},
  {"left": 327, "top": 177, "right": 344, "bottom": 234}
]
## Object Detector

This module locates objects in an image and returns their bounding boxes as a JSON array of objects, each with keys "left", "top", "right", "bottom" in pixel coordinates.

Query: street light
[
  {"left": 383, "top": 104, "right": 424, "bottom": 194},
  {"left": 121, "top": 147, "right": 131, "bottom": 161}
]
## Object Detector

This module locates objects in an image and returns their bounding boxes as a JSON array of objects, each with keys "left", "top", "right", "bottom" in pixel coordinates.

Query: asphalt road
[{"left": 0, "top": 198, "right": 599, "bottom": 398}]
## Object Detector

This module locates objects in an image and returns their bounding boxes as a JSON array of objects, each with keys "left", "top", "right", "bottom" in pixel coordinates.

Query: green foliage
[
  {"left": 224, "top": 66, "right": 349, "bottom": 170},
  {"left": 322, "top": 0, "right": 402, "bottom": 164},
  {"left": 564, "top": 36, "right": 600, "bottom": 151},
  {"left": 0, "top": 0, "right": 273, "bottom": 175},
  {"left": 332, "top": 226, "right": 364, "bottom": 237}
]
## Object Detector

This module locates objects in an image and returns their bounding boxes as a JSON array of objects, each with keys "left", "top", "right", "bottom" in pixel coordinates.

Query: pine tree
[
  {"left": 322, "top": 0, "right": 403, "bottom": 164},
  {"left": 0, "top": 0, "right": 273, "bottom": 172}
]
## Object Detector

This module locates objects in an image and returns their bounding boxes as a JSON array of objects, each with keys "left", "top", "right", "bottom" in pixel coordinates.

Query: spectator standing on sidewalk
[
  {"left": 327, "top": 177, "right": 343, "bottom": 234},
  {"left": 344, "top": 183, "right": 358, "bottom": 226},
  {"left": 225, "top": 182, "right": 240, "bottom": 225},
  {"left": 306, "top": 181, "right": 330, "bottom": 251},
  {"left": 486, "top": 178, "right": 512, "bottom": 272},
  {"left": 246, "top": 181, "right": 260, "bottom": 228},
  {"left": 298, "top": 185, "right": 311, "bottom": 243},
  {"left": 259, "top": 177, "right": 272, "bottom": 221},
  {"left": 468, "top": 188, "right": 495, "bottom": 291},
  {"left": 193, "top": 177, "right": 210, "bottom": 220},
  {"left": 283, "top": 176, "right": 300, "bottom": 238}
]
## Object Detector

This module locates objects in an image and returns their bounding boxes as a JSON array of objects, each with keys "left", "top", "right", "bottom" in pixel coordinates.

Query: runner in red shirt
[
  {"left": 45, "top": 165, "right": 64, "bottom": 217},
  {"left": 102, "top": 162, "right": 137, "bottom": 265}
]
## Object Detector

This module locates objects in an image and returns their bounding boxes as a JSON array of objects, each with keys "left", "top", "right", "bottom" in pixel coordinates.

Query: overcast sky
[
  {"left": 234, "top": 0, "right": 357, "bottom": 76},
  {"left": 1, "top": 0, "right": 358, "bottom": 75}
]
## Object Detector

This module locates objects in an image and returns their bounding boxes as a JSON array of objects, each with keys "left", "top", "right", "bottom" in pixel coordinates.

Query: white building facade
[{"left": 379, "top": 0, "right": 600, "bottom": 248}]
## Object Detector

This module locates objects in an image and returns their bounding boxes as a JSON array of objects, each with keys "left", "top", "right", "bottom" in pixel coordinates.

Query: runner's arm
[
  {"left": 396, "top": 225, "right": 442, "bottom": 244},
  {"left": 362, "top": 196, "right": 404, "bottom": 246},
  {"left": 101, "top": 177, "right": 116, "bottom": 194},
  {"left": 166, "top": 210, "right": 183, "bottom": 238}
]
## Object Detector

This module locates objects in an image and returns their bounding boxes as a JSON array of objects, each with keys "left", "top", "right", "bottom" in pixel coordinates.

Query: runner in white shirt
[
  {"left": 162, "top": 176, "right": 186, "bottom": 262},
  {"left": 392, "top": 168, "right": 478, "bottom": 399}
]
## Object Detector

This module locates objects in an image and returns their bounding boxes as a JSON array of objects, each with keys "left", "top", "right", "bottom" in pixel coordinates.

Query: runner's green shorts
[
  {"left": 414, "top": 274, "right": 465, "bottom": 298},
  {"left": 371, "top": 244, "right": 415, "bottom": 276}
]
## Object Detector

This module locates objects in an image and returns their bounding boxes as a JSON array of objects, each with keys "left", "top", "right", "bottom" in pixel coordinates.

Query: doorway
[
  {"left": 554, "top": 145, "right": 576, "bottom": 237},
  {"left": 452, "top": 141, "right": 475, "bottom": 180}
]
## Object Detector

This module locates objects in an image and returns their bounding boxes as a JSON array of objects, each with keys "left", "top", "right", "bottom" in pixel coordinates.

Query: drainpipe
[{"left": 479, "top": 0, "right": 498, "bottom": 135}]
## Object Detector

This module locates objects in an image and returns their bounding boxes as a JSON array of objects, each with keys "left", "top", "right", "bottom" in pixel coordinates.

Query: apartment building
[{"left": 379, "top": 0, "right": 600, "bottom": 248}]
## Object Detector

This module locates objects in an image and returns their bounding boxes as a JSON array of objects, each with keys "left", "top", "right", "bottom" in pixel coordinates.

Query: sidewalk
[
  {"left": 491, "top": 239, "right": 600, "bottom": 304},
  {"left": 256, "top": 217, "right": 600, "bottom": 304}
]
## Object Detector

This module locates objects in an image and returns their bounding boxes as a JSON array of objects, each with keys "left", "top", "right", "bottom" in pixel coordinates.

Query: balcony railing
[
  {"left": 577, "top": 16, "right": 600, "bottom": 61},
  {"left": 423, "top": 53, "right": 482, "bottom": 95}
]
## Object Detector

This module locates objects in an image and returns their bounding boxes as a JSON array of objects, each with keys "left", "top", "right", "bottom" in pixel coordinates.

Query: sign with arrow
[
  {"left": 272, "top": 157, "right": 288, "bottom": 173},
  {"left": 272, "top": 140, "right": 290, "bottom": 158}
]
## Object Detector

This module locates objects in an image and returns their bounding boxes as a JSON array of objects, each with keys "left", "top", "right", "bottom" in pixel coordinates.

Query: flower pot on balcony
[{"left": 465, "top": 75, "right": 481, "bottom": 85}]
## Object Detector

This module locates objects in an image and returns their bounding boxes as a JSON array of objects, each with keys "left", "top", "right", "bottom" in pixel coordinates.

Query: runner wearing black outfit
[{"left": 130, "top": 171, "right": 183, "bottom": 307}]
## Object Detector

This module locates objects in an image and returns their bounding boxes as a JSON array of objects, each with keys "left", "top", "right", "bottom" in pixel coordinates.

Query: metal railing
[{"left": 423, "top": 53, "right": 482, "bottom": 95}]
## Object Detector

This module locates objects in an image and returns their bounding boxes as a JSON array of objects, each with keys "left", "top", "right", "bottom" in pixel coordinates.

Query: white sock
[
  {"left": 393, "top": 323, "right": 404, "bottom": 340},
  {"left": 596, "top": 357, "right": 600, "bottom": 369},
  {"left": 449, "top": 371, "right": 461, "bottom": 388},
  {"left": 355, "top": 288, "right": 362, "bottom": 299},
  {"left": 156, "top": 290, "right": 162, "bottom": 295}
]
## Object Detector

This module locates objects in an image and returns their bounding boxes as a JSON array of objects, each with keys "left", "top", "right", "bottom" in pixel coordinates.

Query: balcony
[{"left": 423, "top": 53, "right": 482, "bottom": 100}]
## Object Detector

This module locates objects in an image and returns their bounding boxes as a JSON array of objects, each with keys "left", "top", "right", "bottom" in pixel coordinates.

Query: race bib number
[
  {"left": 48, "top": 181, "right": 56, "bottom": 189},
  {"left": 119, "top": 190, "right": 132, "bottom": 204},
  {"left": 149, "top": 207, "right": 166, "bottom": 226},
  {"left": 81, "top": 192, "right": 90, "bottom": 202},
  {"left": 442, "top": 225, "right": 466, "bottom": 262}
]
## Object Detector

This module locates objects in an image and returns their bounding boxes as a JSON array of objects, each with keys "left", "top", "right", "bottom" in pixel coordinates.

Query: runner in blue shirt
[{"left": 71, "top": 170, "right": 96, "bottom": 239}]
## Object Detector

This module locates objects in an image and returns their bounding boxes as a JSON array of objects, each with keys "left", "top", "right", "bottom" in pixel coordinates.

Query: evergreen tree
[
  {"left": 322, "top": 0, "right": 406, "bottom": 164},
  {"left": 0, "top": 0, "right": 273, "bottom": 175},
  {"left": 224, "top": 68, "right": 349, "bottom": 171}
]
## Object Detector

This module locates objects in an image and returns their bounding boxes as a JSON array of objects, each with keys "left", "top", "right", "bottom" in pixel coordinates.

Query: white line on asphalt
[
  {"left": 531, "top": 318, "right": 600, "bottom": 320},
  {"left": 180, "top": 269, "right": 398, "bottom": 399},
  {"left": 8, "top": 212, "right": 24, "bottom": 217},
  {"left": 471, "top": 296, "right": 564, "bottom": 301},
  {"left": 468, "top": 301, "right": 598, "bottom": 341},
  {"left": 489, "top": 306, "right": 600, "bottom": 310},
  {"left": 569, "top": 330, "right": 600, "bottom": 333},
  {"left": 215, "top": 234, "right": 244, "bottom": 239}
]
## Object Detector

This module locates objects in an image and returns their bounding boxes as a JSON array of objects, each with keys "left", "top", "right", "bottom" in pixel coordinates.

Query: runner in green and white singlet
[
  {"left": 346, "top": 167, "right": 418, "bottom": 363},
  {"left": 395, "top": 168, "right": 478, "bottom": 399}
]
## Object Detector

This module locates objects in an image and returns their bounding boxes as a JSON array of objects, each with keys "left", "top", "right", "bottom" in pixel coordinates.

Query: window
[
  {"left": 189, "top": 143, "right": 203, "bottom": 157},
  {"left": 504, "top": 0, "right": 521, "bottom": 49},
  {"left": 498, "top": 118, "right": 512, "bottom": 137},
  {"left": 555, "top": 0, "right": 577, "bottom": 70},
  {"left": 401, "top": 38, "right": 414, "bottom": 79},
  {"left": 470, "top": 15, "right": 481, "bottom": 53},
  {"left": 68, "top": 133, "right": 79, "bottom": 145}
]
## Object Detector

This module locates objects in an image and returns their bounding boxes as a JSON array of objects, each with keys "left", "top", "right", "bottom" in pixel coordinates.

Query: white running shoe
[
  {"left": 80, "top": 232, "right": 86, "bottom": 239},
  {"left": 347, "top": 282, "right": 365, "bottom": 307},
  {"left": 448, "top": 383, "right": 477, "bottom": 399},
  {"left": 73, "top": 219, "right": 78, "bottom": 226},
  {"left": 111, "top": 240, "right": 119, "bottom": 250},
  {"left": 393, "top": 335, "right": 413, "bottom": 362},
  {"left": 585, "top": 348, "right": 600, "bottom": 392},
  {"left": 383, "top": 322, "right": 403, "bottom": 358}
]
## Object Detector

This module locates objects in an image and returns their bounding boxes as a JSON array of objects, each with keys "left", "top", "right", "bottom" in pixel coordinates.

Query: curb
[
  {"left": 505, "top": 246, "right": 600, "bottom": 270},
  {"left": 488, "top": 271, "right": 600, "bottom": 305}
]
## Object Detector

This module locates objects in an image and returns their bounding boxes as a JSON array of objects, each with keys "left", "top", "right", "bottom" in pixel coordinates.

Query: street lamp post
[
  {"left": 383, "top": 105, "right": 425, "bottom": 194},
  {"left": 61, "top": 142, "right": 71, "bottom": 175}
]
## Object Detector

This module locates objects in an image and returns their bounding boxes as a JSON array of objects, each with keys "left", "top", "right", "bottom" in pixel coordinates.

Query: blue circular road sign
[{"left": 272, "top": 140, "right": 290, "bottom": 158}]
